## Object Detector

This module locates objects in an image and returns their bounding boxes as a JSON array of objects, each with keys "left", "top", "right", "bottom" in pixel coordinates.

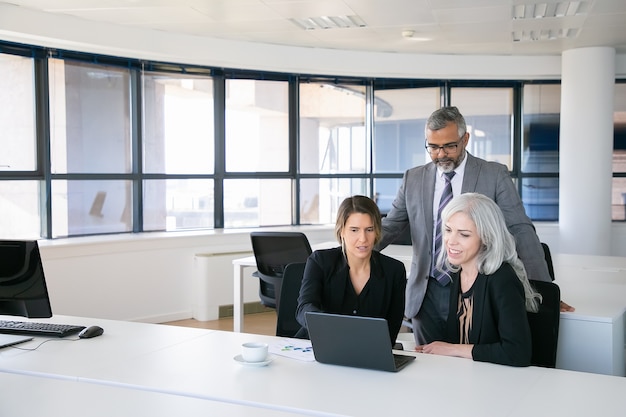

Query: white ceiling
[{"left": 2, "top": 0, "right": 626, "bottom": 56}]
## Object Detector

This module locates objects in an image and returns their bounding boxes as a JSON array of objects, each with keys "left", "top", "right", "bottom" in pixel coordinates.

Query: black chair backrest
[
  {"left": 250, "top": 232, "right": 312, "bottom": 310},
  {"left": 541, "top": 242, "right": 555, "bottom": 281},
  {"left": 276, "top": 262, "right": 306, "bottom": 337},
  {"left": 527, "top": 280, "right": 561, "bottom": 367},
  {"left": 250, "top": 232, "right": 312, "bottom": 277}
]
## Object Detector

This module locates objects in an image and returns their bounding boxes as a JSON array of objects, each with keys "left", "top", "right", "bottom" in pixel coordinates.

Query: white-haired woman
[{"left": 418, "top": 193, "right": 541, "bottom": 367}]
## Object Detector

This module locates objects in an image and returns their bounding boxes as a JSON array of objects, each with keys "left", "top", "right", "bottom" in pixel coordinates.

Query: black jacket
[
  {"left": 296, "top": 247, "right": 406, "bottom": 343},
  {"left": 446, "top": 263, "right": 532, "bottom": 367}
]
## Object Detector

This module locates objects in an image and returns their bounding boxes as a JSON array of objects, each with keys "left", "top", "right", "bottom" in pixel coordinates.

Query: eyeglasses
[{"left": 425, "top": 137, "right": 464, "bottom": 155}]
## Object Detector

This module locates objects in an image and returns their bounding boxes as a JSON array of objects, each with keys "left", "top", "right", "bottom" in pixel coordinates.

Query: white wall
[{"left": 38, "top": 226, "right": 335, "bottom": 323}]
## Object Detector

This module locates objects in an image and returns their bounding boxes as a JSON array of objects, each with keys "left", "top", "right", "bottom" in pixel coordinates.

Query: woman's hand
[
  {"left": 560, "top": 300, "right": 575, "bottom": 312},
  {"left": 416, "top": 341, "right": 473, "bottom": 359}
]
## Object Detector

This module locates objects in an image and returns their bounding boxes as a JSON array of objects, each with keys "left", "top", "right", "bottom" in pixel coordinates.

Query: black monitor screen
[{"left": 0, "top": 240, "right": 53, "bottom": 318}]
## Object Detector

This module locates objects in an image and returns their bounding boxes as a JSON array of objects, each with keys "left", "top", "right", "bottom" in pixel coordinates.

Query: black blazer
[
  {"left": 445, "top": 263, "right": 532, "bottom": 367},
  {"left": 296, "top": 247, "right": 406, "bottom": 343}
]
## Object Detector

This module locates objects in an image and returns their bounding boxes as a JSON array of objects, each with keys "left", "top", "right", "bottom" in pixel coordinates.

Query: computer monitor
[{"left": 0, "top": 240, "right": 53, "bottom": 318}]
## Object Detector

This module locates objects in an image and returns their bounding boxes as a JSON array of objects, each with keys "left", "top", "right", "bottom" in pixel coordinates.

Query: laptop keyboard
[{"left": 393, "top": 353, "right": 415, "bottom": 370}]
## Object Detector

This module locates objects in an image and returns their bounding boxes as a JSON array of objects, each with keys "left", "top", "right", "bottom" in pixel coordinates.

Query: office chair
[
  {"left": 275, "top": 262, "right": 306, "bottom": 338},
  {"left": 250, "top": 232, "right": 312, "bottom": 310},
  {"left": 541, "top": 242, "right": 555, "bottom": 281},
  {"left": 527, "top": 279, "right": 561, "bottom": 368}
]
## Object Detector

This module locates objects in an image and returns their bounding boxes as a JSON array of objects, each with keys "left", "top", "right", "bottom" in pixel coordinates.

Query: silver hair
[
  {"left": 437, "top": 193, "right": 541, "bottom": 312},
  {"left": 425, "top": 106, "right": 467, "bottom": 138}
]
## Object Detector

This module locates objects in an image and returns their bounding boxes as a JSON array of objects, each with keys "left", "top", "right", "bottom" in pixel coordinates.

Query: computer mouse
[{"left": 78, "top": 325, "right": 104, "bottom": 339}]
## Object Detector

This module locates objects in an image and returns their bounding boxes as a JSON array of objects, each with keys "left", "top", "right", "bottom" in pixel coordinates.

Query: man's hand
[{"left": 560, "top": 300, "right": 575, "bottom": 312}]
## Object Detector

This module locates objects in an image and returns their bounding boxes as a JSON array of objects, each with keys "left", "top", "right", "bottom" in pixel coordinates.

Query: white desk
[
  {"left": 1, "top": 319, "right": 625, "bottom": 417},
  {"left": 233, "top": 246, "right": 626, "bottom": 376},
  {"left": 0, "top": 315, "right": 212, "bottom": 379},
  {"left": 82, "top": 330, "right": 626, "bottom": 417},
  {"left": 0, "top": 372, "right": 312, "bottom": 417},
  {"left": 552, "top": 254, "right": 626, "bottom": 376}
]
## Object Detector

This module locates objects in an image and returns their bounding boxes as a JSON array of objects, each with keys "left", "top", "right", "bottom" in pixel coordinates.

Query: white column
[
  {"left": 559, "top": 47, "right": 615, "bottom": 255},
  {"left": 192, "top": 254, "right": 220, "bottom": 321}
]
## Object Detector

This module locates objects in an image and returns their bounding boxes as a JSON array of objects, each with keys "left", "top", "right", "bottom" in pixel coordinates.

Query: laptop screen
[{"left": 305, "top": 312, "right": 415, "bottom": 372}]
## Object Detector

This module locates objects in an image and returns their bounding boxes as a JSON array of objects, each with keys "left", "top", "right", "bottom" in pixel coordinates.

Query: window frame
[{"left": 1, "top": 40, "right": 624, "bottom": 239}]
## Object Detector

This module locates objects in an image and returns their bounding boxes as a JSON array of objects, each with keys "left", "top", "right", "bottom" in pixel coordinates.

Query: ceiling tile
[{"left": 2, "top": 0, "right": 626, "bottom": 55}]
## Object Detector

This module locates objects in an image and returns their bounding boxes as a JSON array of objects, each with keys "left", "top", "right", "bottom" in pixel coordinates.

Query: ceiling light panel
[
  {"left": 290, "top": 15, "right": 366, "bottom": 30},
  {"left": 512, "top": 1, "right": 588, "bottom": 20},
  {"left": 534, "top": 3, "right": 547, "bottom": 18},
  {"left": 512, "top": 26, "right": 580, "bottom": 42}
]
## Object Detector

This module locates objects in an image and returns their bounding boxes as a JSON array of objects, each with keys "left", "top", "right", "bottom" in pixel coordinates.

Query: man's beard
[{"left": 434, "top": 150, "right": 465, "bottom": 173}]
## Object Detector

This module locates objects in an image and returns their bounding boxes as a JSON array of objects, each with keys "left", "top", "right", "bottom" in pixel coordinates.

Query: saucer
[{"left": 233, "top": 354, "right": 273, "bottom": 367}]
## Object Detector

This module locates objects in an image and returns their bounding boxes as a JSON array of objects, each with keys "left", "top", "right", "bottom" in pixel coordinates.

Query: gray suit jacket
[{"left": 378, "top": 153, "right": 551, "bottom": 319}]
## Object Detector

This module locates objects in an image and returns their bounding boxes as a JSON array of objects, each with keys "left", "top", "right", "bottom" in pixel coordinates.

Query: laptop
[
  {"left": 305, "top": 312, "right": 415, "bottom": 372},
  {"left": 0, "top": 334, "right": 32, "bottom": 349}
]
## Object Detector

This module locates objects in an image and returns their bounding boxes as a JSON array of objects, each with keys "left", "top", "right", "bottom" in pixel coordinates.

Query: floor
[
  {"left": 164, "top": 311, "right": 412, "bottom": 338},
  {"left": 164, "top": 311, "right": 277, "bottom": 336}
]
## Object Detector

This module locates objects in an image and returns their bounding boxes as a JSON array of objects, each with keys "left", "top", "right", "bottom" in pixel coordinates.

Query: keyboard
[
  {"left": 0, "top": 320, "right": 86, "bottom": 338},
  {"left": 393, "top": 353, "right": 415, "bottom": 371}
]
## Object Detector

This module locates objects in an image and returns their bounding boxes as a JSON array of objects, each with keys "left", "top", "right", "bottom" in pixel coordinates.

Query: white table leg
[{"left": 233, "top": 264, "right": 245, "bottom": 332}]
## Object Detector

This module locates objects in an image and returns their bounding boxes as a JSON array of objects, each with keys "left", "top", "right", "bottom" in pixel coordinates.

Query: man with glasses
[{"left": 377, "top": 106, "right": 574, "bottom": 345}]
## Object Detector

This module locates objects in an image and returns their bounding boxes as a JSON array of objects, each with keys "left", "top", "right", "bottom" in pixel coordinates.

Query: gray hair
[
  {"left": 425, "top": 106, "right": 467, "bottom": 138},
  {"left": 438, "top": 193, "right": 541, "bottom": 312}
]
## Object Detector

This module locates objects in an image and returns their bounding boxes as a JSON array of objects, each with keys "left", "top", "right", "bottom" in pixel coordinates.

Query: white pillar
[
  {"left": 559, "top": 47, "right": 615, "bottom": 255},
  {"left": 193, "top": 254, "right": 220, "bottom": 321}
]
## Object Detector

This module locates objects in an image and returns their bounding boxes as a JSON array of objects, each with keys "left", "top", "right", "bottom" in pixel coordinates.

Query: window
[
  {"left": 222, "top": 79, "right": 292, "bottom": 227},
  {"left": 0, "top": 52, "right": 40, "bottom": 239},
  {"left": 613, "top": 82, "right": 626, "bottom": 221},
  {"left": 0, "top": 53, "right": 37, "bottom": 171},
  {"left": 48, "top": 59, "right": 132, "bottom": 237},
  {"left": 225, "top": 79, "right": 289, "bottom": 172},
  {"left": 141, "top": 72, "right": 216, "bottom": 232},
  {"left": 0, "top": 181, "right": 41, "bottom": 239},
  {"left": 143, "top": 73, "right": 214, "bottom": 174},
  {"left": 372, "top": 87, "right": 439, "bottom": 174},
  {"left": 450, "top": 87, "right": 514, "bottom": 169},
  {"left": 372, "top": 86, "right": 440, "bottom": 213},
  {"left": 49, "top": 59, "right": 131, "bottom": 174},
  {"left": 299, "top": 178, "right": 369, "bottom": 225},
  {"left": 299, "top": 81, "right": 368, "bottom": 223},
  {"left": 143, "top": 179, "right": 214, "bottom": 231},
  {"left": 300, "top": 83, "right": 367, "bottom": 175},
  {"left": 51, "top": 180, "right": 132, "bottom": 237},
  {"left": 3, "top": 40, "right": 626, "bottom": 239},
  {"left": 224, "top": 179, "right": 292, "bottom": 227},
  {"left": 521, "top": 84, "right": 561, "bottom": 221}
]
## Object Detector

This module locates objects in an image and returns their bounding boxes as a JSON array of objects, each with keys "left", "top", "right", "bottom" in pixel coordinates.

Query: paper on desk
[{"left": 269, "top": 338, "right": 315, "bottom": 362}]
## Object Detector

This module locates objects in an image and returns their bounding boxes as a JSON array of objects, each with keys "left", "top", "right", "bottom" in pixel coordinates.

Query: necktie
[{"left": 432, "top": 171, "right": 456, "bottom": 285}]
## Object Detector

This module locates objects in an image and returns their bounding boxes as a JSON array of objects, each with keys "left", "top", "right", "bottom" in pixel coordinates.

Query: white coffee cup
[{"left": 241, "top": 342, "right": 268, "bottom": 363}]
